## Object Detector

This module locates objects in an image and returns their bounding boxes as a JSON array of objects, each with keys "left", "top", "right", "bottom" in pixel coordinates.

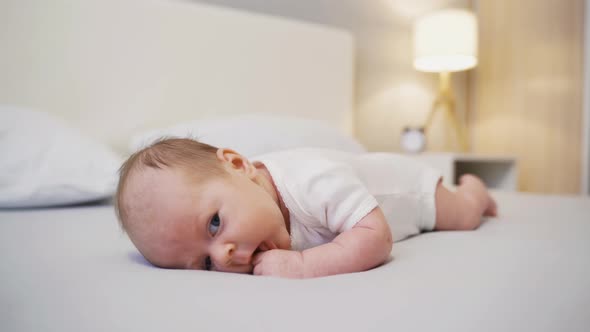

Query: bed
[
  {"left": 1, "top": 1, "right": 589, "bottom": 331},
  {"left": 2, "top": 192, "right": 589, "bottom": 331}
]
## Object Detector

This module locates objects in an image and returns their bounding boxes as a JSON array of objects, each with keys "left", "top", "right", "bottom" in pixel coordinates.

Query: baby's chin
[
  {"left": 256, "top": 234, "right": 291, "bottom": 254},
  {"left": 279, "top": 239, "right": 292, "bottom": 251},
  {"left": 276, "top": 230, "right": 292, "bottom": 251}
]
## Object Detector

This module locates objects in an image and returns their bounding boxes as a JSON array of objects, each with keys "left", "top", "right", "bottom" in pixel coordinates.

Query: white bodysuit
[{"left": 254, "top": 148, "right": 442, "bottom": 251}]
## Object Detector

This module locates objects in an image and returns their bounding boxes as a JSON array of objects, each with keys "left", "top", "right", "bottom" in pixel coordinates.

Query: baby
[{"left": 115, "top": 138, "right": 497, "bottom": 278}]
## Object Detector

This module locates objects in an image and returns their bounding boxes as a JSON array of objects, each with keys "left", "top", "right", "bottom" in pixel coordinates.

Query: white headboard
[{"left": 0, "top": 0, "right": 354, "bottom": 153}]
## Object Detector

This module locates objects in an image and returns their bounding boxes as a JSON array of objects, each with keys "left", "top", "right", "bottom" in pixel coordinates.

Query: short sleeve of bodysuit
[{"left": 255, "top": 149, "right": 378, "bottom": 250}]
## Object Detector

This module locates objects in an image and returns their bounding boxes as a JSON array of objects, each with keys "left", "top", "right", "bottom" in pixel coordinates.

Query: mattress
[{"left": 1, "top": 191, "right": 589, "bottom": 332}]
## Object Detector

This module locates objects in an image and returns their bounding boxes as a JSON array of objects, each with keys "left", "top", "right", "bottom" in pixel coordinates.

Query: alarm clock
[{"left": 400, "top": 126, "right": 426, "bottom": 153}]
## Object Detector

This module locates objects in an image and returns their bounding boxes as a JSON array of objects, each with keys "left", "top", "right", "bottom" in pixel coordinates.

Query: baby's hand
[{"left": 252, "top": 249, "right": 304, "bottom": 279}]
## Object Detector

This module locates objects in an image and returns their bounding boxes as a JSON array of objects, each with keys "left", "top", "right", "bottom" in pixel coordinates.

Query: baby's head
[{"left": 115, "top": 138, "right": 290, "bottom": 273}]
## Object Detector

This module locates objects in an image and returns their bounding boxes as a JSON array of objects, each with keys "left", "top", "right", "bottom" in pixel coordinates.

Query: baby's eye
[{"left": 208, "top": 213, "right": 221, "bottom": 236}]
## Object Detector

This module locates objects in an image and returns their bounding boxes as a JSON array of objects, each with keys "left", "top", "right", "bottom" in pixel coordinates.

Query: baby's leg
[{"left": 434, "top": 174, "right": 498, "bottom": 231}]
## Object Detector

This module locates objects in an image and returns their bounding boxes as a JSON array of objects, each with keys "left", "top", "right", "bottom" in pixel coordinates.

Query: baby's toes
[{"left": 484, "top": 196, "right": 498, "bottom": 217}]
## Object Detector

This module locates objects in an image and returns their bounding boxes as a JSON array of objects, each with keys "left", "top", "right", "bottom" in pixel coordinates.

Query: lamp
[{"left": 413, "top": 8, "right": 477, "bottom": 151}]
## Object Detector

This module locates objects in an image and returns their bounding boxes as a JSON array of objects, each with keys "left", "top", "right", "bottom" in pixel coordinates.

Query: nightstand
[{"left": 406, "top": 153, "right": 518, "bottom": 191}]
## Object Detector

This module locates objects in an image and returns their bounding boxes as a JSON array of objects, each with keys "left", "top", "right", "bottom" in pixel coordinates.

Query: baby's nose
[
  {"left": 223, "top": 243, "right": 235, "bottom": 257},
  {"left": 215, "top": 243, "right": 252, "bottom": 267}
]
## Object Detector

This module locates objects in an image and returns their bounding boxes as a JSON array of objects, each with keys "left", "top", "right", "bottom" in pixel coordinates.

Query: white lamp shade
[{"left": 413, "top": 9, "right": 478, "bottom": 72}]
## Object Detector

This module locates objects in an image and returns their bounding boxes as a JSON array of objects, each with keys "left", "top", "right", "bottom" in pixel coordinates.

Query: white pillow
[
  {"left": 130, "top": 114, "right": 366, "bottom": 157},
  {"left": 0, "top": 106, "right": 122, "bottom": 208}
]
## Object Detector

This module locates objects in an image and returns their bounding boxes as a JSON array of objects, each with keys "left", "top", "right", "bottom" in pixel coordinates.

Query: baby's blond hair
[{"left": 114, "top": 138, "right": 226, "bottom": 233}]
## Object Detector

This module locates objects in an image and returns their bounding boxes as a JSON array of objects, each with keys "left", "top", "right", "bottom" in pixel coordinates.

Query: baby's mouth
[{"left": 255, "top": 241, "right": 277, "bottom": 254}]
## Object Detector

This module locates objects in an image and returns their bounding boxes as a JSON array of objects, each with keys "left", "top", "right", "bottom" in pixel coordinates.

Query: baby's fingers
[
  {"left": 252, "top": 263, "right": 263, "bottom": 276},
  {"left": 252, "top": 258, "right": 270, "bottom": 276},
  {"left": 252, "top": 251, "right": 266, "bottom": 266}
]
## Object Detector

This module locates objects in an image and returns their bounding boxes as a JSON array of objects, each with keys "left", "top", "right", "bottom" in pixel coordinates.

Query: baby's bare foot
[
  {"left": 484, "top": 195, "right": 498, "bottom": 217},
  {"left": 458, "top": 174, "right": 498, "bottom": 217}
]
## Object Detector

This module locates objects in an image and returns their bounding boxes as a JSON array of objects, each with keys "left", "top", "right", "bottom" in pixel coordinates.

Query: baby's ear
[{"left": 216, "top": 148, "right": 257, "bottom": 178}]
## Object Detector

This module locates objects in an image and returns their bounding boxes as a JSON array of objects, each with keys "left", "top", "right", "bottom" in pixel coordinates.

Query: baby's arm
[
  {"left": 302, "top": 207, "right": 393, "bottom": 277},
  {"left": 253, "top": 207, "right": 393, "bottom": 278}
]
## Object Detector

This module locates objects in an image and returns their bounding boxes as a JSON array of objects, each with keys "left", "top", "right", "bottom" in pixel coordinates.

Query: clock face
[{"left": 401, "top": 127, "right": 426, "bottom": 153}]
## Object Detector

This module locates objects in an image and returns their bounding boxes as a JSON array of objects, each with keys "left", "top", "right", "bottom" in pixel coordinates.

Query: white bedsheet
[{"left": 1, "top": 191, "right": 589, "bottom": 332}]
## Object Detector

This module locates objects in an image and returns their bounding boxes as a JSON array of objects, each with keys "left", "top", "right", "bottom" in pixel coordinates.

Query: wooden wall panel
[{"left": 472, "top": 0, "right": 585, "bottom": 193}]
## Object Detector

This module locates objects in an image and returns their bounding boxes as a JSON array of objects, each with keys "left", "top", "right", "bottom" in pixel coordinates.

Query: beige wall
[
  {"left": 194, "top": 0, "right": 471, "bottom": 152},
  {"left": 472, "top": 0, "right": 585, "bottom": 194},
  {"left": 583, "top": 0, "right": 590, "bottom": 195},
  {"left": 199, "top": 0, "right": 588, "bottom": 194}
]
